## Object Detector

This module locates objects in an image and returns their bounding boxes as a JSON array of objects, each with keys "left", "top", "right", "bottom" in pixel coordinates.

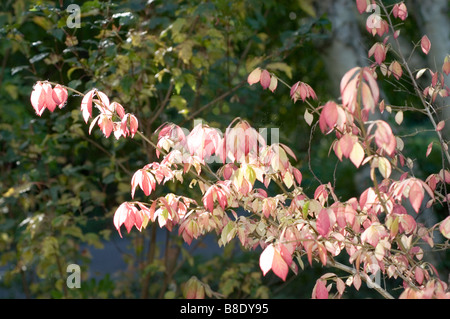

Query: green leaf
[
  {"left": 221, "top": 221, "right": 236, "bottom": 245},
  {"left": 29, "top": 52, "right": 49, "bottom": 64},
  {"left": 302, "top": 201, "right": 310, "bottom": 219},
  {"left": 62, "top": 226, "right": 84, "bottom": 240},
  {"left": 266, "top": 62, "right": 293, "bottom": 79},
  {"left": 42, "top": 236, "right": 59, "bottom": 257},
  {"left": 169, "top": 95, "right": 187, "bottom": 111}
]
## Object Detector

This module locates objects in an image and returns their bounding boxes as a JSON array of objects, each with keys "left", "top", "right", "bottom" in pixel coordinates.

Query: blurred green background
[{"left": 0, "top": 0, "right": 448, "bottom": 298}]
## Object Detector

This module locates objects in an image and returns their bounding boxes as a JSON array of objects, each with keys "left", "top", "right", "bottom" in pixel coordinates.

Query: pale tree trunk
[{"left": 315, "top": 0, "right": 369, "bottom": 96}]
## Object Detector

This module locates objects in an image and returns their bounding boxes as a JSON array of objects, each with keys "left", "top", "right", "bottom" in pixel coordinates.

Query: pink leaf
[
  {"left": 393, "top": 3, "right": 408, "bottom": 21},
  {"left": 415, "top": 267, "right": 424, "bottom": 285},
  {"left": 374, "top": 121, "right": 397, "bottom": 157},
  {"left": 336, "top": 277, "right": 346, "bottom": 296},
  {"left": 292, "top": 167, "right": 303, "bottom": 185},
  {"left": 356, "top": 0, "right": 368, "bottom": 14},
  {"left": 271, "top": 247, "right": 289, "bottom": 281},
  {"left": 339, "top": 134, "right": 356, "bottom": 159},
  {"left": 421, "top": 35, "right": 431, "bottom": 55},
  {"left": 313, "top": 280, "right": 329, "bottom": 299},
  {"left": 317, "top": 209, "right": 331, "bottom": 237},
  {"left": 426, "top": 142, "right": 433, "bottom": 157},
  {"left": 353, "top": 274, "right": 362, "bottom": 290},
  {"left": 319, "top": 101, "right": 338, "bottom": 134},
  {"left": 409, "top": 181, "right": 424, "bottom": 213},
  {"left": 436, "top": 120, "right": 445, "bottom": 132},
  {"left": 52, "top": 84, "right": 68, "bottom": 108},
  {"left": 260, "top": 69, "right": 271, "bottom": 89}
]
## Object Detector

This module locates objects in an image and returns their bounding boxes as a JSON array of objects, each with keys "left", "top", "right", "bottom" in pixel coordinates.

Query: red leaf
[
  {"left": 421, "top": 35, "right": 431, "bottom": 55},
  {"left": 202, "top": 186, "right": 215, "bottom": 212}
]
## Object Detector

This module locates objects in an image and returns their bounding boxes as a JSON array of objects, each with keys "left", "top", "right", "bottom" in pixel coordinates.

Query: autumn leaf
[
  {"left": 269, "top": 75, "right": 278, "bottom": 92},
  {"left": 349, "top": 142, "right": 365, "bottom": 168},
  {"left": 81, "top": 89, "right": 95, "bottom": 123},
  {"left": 408, "top": 180, "right": 424, "bottom": 213},
  {"left": 369, "top": 43, "right": 387, "bottom": 65},
  {"left": 389, "top": 61, "right": 403, "bottom": 80},
  {"left": 52, "top": 84, "right": 68, "bottom": 109},
  {"left": 247, "top": 67, "right": 262, "bottom": 85},
  {"left": 312, "top": 279, "right": 329, "bottom": 299},
  {"left": 356, "top": 0, "right": 368, "bottom": 14},
  {"left": 361, "top": 222, "right": 388, "bottom": 247},
  {"left": 421, "top": 35, "right": 431, "bottom": 55},
  {"left": 443, "top": 55, "right": 450, "bottom": 76},
  {"left": 259, "top": 243, "right": 291, "bottom": 281},
  {"left": 436, "top": 120, "right": 445, "bottom": 132},
  {"left": 377, "top": 157, "right": 391, "bottom": 179},
  {"left": 372, "top": 121, "right": 397, "bottom": 157},
  {"left": 393, "top": 2, "right": 408, "bottom": 21},
  {"left": 260, "top": 69, "right": 271, "bottom": 89},
  {"left": 317, "top": 209, "right": 331, "bottom": 237},
  {"left": 439, "top": 216, "right": 450, "bottom": 239},
  {"left": 426, "top": 142, "right": 433, "bottom": 157},
  {"left": 395, "top": 111, "right": 404, "bottom": 125},
  {"left": 319, "top": 101, "right": 339, "bottom": 134},
  {"left": 304, "top": 109, "right": 314, "bottom": 126}
]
